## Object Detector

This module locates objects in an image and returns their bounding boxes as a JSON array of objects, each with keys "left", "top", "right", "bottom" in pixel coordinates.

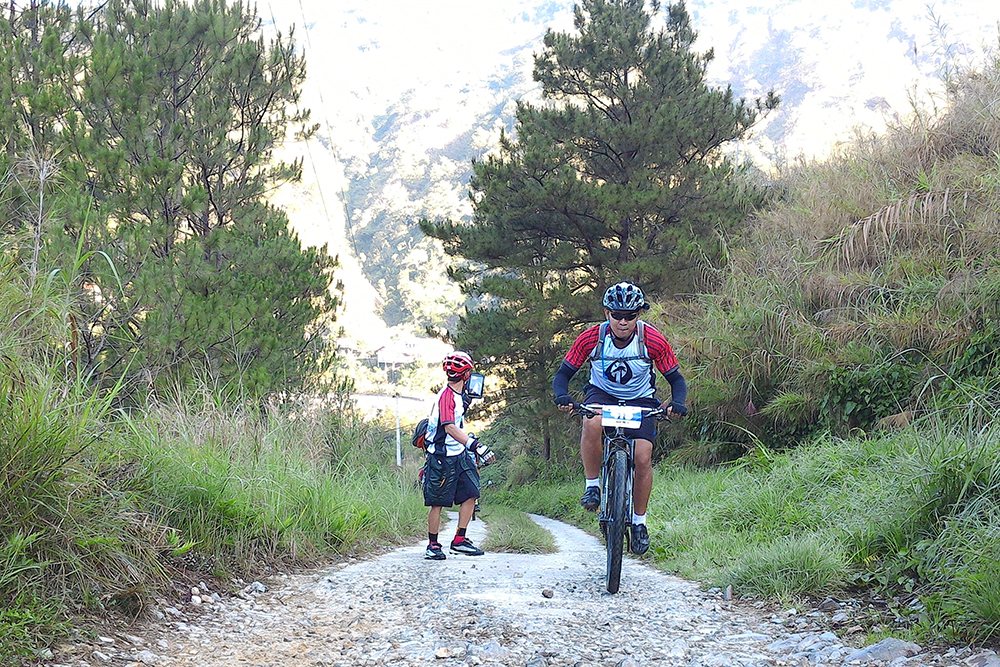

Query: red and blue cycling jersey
[{"left": 563, "top": 322, "right": 679, "bottom": 400}]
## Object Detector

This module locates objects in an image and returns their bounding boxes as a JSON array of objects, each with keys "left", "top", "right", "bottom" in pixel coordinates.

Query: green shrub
[
  {"left": 823, "top": 358, "right": 918, "bottom": 430},
  {"left": 721, "top": 534, "right": 847, "bottom": 599}
]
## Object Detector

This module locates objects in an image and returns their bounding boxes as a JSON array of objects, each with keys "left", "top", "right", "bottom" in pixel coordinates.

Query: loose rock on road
[{"left": 52, "top": 514, "right": 1000, "bottom": 667}]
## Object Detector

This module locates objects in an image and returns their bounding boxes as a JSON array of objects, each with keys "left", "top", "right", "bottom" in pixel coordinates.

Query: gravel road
[{"left": 47, "top": 514, "right": 999, "bottom": 667}]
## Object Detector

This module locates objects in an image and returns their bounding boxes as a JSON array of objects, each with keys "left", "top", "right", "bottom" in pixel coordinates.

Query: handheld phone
[{"left": 465, "top": 372, "right": 485, "bottom": 398}]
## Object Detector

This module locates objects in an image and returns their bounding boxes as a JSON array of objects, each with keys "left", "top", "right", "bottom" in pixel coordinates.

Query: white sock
[
  {"left": 632, "top": 513, "right": 646, "bottom": 525},
  {"left": 585, "top": 478, "right": 599, "bottom": 488}
]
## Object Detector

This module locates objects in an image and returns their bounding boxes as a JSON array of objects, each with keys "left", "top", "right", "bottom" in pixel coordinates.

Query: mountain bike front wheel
[{"left": 604, "top": 448, "right": 628, "bottom": 594}]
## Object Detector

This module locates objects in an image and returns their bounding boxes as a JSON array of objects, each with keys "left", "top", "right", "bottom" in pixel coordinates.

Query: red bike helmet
[{"left": 443, "top": 351, "right": 474, "bottom": 381}]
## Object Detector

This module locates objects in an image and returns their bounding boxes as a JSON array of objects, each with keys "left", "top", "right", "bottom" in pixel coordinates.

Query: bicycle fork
[{"left": 598, "top": 435, "right": 634, "bottom": 540}]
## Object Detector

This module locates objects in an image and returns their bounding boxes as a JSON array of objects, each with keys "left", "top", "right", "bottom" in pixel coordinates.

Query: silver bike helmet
[{"left": 602, "top": 281, "right": 649, "bottom": 311}]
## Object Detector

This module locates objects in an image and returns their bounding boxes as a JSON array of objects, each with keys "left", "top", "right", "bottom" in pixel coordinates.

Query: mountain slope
[{"left": 264, "top": 0, "right": 998, "bottom": 337}]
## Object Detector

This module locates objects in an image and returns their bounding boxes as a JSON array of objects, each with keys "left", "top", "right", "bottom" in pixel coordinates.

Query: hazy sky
[{"left": 262, "top": 0, "right": 999, "bottom": 161}]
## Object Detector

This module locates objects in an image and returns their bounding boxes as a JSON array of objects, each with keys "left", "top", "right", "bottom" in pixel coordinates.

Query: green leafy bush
[{"left": 822, "top": 358, "right": 918, "bottom": 430}]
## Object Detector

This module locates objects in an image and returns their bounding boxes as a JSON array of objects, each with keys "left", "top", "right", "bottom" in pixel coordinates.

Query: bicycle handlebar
[{"left": 571, "top": 402, "right": 672, "bottom": 422}]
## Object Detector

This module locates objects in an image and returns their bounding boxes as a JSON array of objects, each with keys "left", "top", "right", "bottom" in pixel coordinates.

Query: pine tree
[
  {"left": 57, "top": 0, "right": 335, "bottom": 395},
  {"left": 0, "top": 2, "right": 80, "bottom": 285},
  {"left": 0, "top": 2, "right": 78, "bottom": 162},
  {"left": 423, "top": 0, "right": 777, "bottom": 458}
]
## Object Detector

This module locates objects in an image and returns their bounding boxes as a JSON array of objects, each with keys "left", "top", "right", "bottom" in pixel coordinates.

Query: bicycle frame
[{"left": 576, "top": 403, "right": 665, "bottom": 593}]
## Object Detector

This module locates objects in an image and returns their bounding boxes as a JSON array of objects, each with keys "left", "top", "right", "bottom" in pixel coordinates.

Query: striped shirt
[{"left": 426, "top": 385, "right": 466, "bottom": 456}]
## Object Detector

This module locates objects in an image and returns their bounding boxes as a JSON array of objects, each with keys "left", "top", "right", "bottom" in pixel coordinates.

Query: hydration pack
[{"left": 589, "top": 321, "right": 650, "bottom": 362}]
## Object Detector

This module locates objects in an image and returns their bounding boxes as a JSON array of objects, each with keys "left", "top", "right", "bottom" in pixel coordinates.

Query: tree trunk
[{"left": 542, "top": 415, "right": 551, "bottom": 461}]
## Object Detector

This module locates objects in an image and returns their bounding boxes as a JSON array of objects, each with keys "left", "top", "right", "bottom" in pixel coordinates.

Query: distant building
[{"left": 364, "top": 334, "right": 453, "bottom": 370}]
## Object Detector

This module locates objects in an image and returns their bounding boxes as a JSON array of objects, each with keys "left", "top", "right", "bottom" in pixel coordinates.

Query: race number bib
[{"left": 601, "top": 405, "right": 643, "bottom": 429}]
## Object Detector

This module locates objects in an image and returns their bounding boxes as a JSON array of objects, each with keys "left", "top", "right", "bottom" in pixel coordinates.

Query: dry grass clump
[
  {"left": 672, "top": 45, "right": 1000, "bottom": 455},
  {"left": 830, "top": 189, "right": 975, "bottom": 270},
  {"left": 933, "top": 58, "right": 1000, "bottom": 158},
  {"left": 795, "top": 54, "right": 1000, "bottom": 294},
  {"left": 824, "top": 53, "right": 1000, "bottom": 275},
  {"left": 750, "top": 49, "right": 1000, "bottom": 276},
  {"left": 801, "top": 272, "right": 895, "bottom": 318}
]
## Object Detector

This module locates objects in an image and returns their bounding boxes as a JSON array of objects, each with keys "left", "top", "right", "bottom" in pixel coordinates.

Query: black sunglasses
[{"left": 608, "top": 310, "right": 639, "bottom": 321}]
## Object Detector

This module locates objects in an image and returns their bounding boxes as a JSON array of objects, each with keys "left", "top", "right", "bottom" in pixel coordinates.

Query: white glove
[{"left": 468, "top": 438, "right": 496, "bottom": 467}]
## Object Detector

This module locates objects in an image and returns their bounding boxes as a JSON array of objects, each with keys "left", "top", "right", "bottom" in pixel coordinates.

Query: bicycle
[{"left": 574, "top": 403, "right": 669, "bottom": 594}]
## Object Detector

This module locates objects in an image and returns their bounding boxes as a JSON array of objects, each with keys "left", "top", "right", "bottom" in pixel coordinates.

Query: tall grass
[
  {"left": 1, "top": 370, "right": 426, "bottom": 662},
  {"left": 124, "top": 394, "right": 427, "bottom": 572},
  {"left": 644, "top": 45, "right": 1000, "bottom": 461},
  {"left": 0, "top": 246, "right": 426, "bottom": 661},
  {"left": 0, "top": 244, "right": 163, "bottom": 660}
]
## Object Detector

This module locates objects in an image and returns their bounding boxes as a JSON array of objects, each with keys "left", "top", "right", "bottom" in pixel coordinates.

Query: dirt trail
[{"left": 47, "top": 514, "right": 985, "bottom": 667}]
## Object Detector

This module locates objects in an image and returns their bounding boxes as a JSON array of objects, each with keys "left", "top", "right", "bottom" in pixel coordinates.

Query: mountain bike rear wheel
[{"left": 605, "top": 448, "right": 628, "bottom": 593}]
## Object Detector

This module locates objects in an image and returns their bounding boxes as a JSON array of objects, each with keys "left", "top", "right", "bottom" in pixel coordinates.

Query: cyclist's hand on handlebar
[
  {"left": 664, "top": 401, "right": 687, "bottom": 420},
  {"left": 554, "top": 394, "right": 575, "bottom": 413}
]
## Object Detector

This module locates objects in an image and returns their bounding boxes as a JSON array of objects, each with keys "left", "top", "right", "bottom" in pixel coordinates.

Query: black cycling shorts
[
  {"left": 583, "top": 385, "right": 659, "bottom": 442},
  {"left": 423, "top": 451, "right": 481, "bottom": 508}
]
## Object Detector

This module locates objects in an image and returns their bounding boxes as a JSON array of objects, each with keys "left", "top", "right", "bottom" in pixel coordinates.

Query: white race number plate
[{"left": 601, "top": 405, "right": 643, "bottom": 429}]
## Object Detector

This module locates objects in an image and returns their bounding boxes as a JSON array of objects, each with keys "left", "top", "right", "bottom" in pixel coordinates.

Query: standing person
[
  {"left": 423, "top": 351, "right": 495, "bottom": 560},
  {"left": 552, "top": 282, "right": 687, "bottom": 555}
]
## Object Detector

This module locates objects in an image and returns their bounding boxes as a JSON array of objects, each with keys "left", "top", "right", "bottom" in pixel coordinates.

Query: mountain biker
[
  {"left": 552, "top": 281, "right": 687, "bottom": 555},
  {"left": 423, "top": 351, "right": 496, "bottom": 560}
]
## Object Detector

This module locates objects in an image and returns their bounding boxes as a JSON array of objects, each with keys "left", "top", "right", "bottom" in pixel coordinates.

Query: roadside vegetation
[
  {"left": 0, "top": 2, "right": 425, "bottom": 660},
  {"left": 483, "top": 45, "right": 1000, "bottom": 644},
  {"left": 495, "top": 427, "right": 1000, "bottom": 643},
  {"left": 0, "top": 278, "right": 426, "bottom": 661},
  {"left": 7, "top": 0, "right": 1000, "bottom": 661}
]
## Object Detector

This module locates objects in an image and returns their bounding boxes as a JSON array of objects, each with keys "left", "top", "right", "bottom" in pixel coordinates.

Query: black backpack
[{"left": 411, "top": 418, "right": 429, "bottom": 450}]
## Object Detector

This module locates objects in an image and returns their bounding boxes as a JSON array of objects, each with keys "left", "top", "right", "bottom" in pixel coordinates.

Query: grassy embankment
[
  {"left": 496, "top": 428, "right": 1000, "bottom": 642},
  {"left": 487, "top": 53, "right": 1000, "bottom": 644},
  {"left": 0, "top": 264, "right": 428, "bottom": 663},
  {"left": 479, "top": 504, "right": 557, "bottom": 554}
]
